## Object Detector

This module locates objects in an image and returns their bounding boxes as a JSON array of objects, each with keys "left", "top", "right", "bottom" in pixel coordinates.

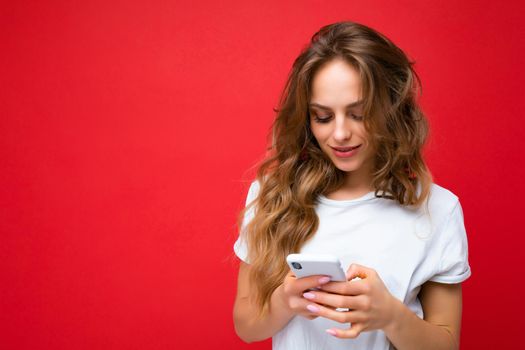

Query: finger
[
  {"left": 296, "top": 299, "right": 322, "bottom": 319},
  {"left": 326, "top": 322, "right": 366, "bottom": 339},
  {"left": 301, "top": 291, "right": 338, "bottom": 311},
  {"left": 305, "top": 302, "right": 357, "bottom": 324},
  {"left": 303, "top": 290, "right": 367, "bottom": 311},
  {"left": 287, "top": 274, "right": 332, "bottom": 294},
  {"left": 346, "top": 263, "right": 372, "bottom": 281},
  {"left": 318, "top": 279, "right": 369, "bottom": 296}
]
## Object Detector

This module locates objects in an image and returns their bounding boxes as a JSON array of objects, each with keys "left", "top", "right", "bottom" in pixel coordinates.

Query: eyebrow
[{"left": 308, "top": 100, "right": 364, "bottom": 111}]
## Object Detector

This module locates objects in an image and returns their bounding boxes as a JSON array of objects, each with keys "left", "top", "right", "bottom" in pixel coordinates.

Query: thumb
[{"left": 346, "top": 263, "right": 369, "bottom": 281}]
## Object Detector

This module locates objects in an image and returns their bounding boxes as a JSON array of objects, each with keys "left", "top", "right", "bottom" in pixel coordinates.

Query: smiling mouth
[{"left": 331, "top": 145, "right": 361, "bottom": 152}]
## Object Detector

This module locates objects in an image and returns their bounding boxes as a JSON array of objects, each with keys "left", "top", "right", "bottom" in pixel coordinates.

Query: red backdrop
[{"left": 2, "top": 0, "right": 524, "bottom": 349}]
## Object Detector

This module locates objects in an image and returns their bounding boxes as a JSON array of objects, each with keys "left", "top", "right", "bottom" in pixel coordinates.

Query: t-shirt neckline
[{"left": 317, "top": 191, "right": 377, "bottom": 206}]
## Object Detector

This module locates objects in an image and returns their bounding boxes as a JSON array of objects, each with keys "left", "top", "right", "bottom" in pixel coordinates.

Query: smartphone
[{"left": 286, "top": 253, "right": 347, "bottom": 282}]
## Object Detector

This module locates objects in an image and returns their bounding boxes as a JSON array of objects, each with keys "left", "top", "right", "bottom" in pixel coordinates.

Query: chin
[
  {"left": 332, "top": 161, "right": 361, "bottom": 173},
  {"left": 338, "top": 166, "right": 360, "bottom": 173}
]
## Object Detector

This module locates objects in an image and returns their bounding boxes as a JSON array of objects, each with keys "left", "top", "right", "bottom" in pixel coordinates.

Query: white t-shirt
[{"left": 234, "top": 180, "right": 471, "bottom": 350}]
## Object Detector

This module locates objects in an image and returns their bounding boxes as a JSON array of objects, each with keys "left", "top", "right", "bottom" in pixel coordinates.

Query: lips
[{"left": 331, "top": 145, "right": 361, "bottom": 152}]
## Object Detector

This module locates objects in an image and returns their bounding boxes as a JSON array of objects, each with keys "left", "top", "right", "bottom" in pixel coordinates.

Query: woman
[{"left": 232, "top": 21, "right": 471, "bottom": 350}]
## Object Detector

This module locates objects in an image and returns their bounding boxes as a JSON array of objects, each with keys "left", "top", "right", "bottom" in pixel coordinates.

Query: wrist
[
  {"left": 383, "top": 296, "right": 405, "bottom": 335},
  {"left": 271, "top": 283, "right": 293, "bottom": 315}
]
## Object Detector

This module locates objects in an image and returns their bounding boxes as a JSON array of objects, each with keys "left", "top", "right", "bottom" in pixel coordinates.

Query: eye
[
  {"left": 313, "top": 115, "right": 332, "bottom": 123},
  {"left": 351, "top": 113, "right": 364, "bottom": 121}
]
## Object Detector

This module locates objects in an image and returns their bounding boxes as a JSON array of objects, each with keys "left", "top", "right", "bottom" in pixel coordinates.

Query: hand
[
  {"left": 301, "top": 263, "right": 397, "bottom": 338},
  {"left": 279, "top": 270, "right": 333, "bottom": 320}
]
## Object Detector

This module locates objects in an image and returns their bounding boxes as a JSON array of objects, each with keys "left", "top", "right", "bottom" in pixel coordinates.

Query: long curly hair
[{"left": 237, "top": 21, "right": 433, "bottom": 318}]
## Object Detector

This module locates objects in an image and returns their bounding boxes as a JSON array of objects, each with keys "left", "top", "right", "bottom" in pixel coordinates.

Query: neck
[{"left": 342, "top": 161, "right": 375, "bottom": 193}]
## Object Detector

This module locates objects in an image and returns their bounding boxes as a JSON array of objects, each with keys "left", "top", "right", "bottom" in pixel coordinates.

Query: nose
[{"left": 332, "top": 114, "right": 351, "bottom": 142}]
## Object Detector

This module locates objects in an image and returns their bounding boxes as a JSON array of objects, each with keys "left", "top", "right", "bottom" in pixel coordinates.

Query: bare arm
[
  {"left": 233, "top": 261, "right": 294, "bottom": 343},
  {"left": 384, "top": 281, "right": 463, "bottom": 350},
  {"left": 233, "top": 261, "right": 330, "bottom": 343},
  {"left": 300, "top": 264, "right": 462, "bottom": 349}
]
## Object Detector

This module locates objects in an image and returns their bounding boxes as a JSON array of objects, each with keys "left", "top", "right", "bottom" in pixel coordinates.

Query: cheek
[
  {"left": 356, "top": 128, "right": 370, "bottom": 144},
  {"left": 310, "top": 124, "right": 329, "bottom": 143}
]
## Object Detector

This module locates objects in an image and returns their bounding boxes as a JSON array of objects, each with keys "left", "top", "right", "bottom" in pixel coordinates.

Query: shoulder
[
  {"left": 420, "top": 182, "right": 462, "bottom": 227},
  {"left": 429, "top": 183, "right": 459, "bottom": 205},
  {"left": 244, "top": 179, "right": 261, "bottom": 205},
  {"left": 427, "top": 183, "right": 460, "bottom": 210},
  {"left": 248, "top": 179, "right": 261, "bottom": 194}
]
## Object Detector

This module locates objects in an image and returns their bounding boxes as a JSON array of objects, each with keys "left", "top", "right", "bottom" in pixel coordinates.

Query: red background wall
[{"left": 2, "top": 0, "right": 523, "bottom": 349}]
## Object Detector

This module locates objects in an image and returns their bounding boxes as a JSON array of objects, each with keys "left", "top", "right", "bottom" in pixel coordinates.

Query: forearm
[
  {"left": 383, "top": 298, "right": 458, "bottom": 350},
  {"left": 233, "top": 284, "right": 295, "bottom": 343}
]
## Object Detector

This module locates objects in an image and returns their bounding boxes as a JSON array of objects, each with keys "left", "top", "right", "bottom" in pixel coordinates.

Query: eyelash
[{"left": 313, "top": 114, "right": 364, "bottom": 123}]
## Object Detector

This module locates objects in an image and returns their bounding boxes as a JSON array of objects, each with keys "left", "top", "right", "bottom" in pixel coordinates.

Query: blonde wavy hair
[{"left": 237, "top": 21, "right": 433, "bottom": 318}]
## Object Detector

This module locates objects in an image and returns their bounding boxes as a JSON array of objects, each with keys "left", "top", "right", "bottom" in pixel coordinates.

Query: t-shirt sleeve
[
  {"left": 233, "top": 180, "right": 260, "bottom": 264},
  {"left": 429, "top": 200, "right": 472, "bottom": 283}
]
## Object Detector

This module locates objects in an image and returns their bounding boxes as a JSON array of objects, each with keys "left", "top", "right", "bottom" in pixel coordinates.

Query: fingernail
[
  {"left": 318, "top": 276, "right": 330, "bottom": 284},
  {"left": 306, "top": 304, "right": 319, "bottom": 313},
  {"left": 326, "top": 329, "right": 337, "bottom": 336},
  {"left": 303, "top": 292, "right": 315, "bottom": 299}
]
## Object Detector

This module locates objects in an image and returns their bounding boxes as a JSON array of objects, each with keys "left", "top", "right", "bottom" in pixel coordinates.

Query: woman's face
[{"left": 308, "top": 58, "right": 375, "bottom": 179}]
